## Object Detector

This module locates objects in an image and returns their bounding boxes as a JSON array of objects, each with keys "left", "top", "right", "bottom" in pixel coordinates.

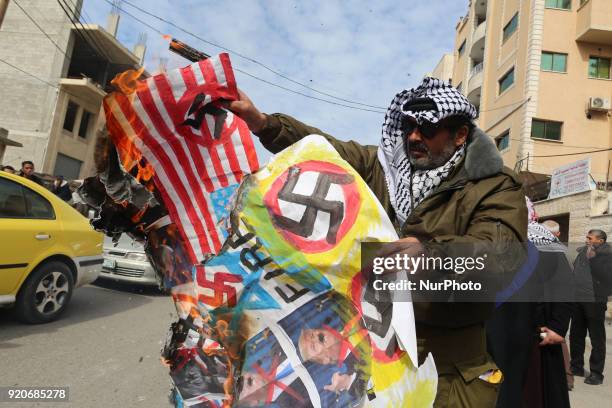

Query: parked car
[
  {"left": 99, "top": 234, "right": 159, "bottom": 287},
  {"left": 0, "top": 170, "right": 103, "bottom": 323}
]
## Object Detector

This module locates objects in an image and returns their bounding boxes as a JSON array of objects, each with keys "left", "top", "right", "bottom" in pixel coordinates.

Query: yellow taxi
[{"left": 0, "top": 170, "right": 103, "bottom": 323}]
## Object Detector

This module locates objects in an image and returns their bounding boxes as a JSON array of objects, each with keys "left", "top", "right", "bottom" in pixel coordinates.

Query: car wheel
[{"left": 15, "top": 261, "right": 74, "bottom": 324}]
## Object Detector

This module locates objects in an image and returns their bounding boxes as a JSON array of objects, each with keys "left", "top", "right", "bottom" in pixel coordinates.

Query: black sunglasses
[{"left": 401, "top": 117, "right": 439, "bottom": 139}]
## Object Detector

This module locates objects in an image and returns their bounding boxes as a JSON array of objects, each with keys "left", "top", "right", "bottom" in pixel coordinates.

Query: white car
[{"left": 99, "top": 234, "right": 159, "bottom": 287}]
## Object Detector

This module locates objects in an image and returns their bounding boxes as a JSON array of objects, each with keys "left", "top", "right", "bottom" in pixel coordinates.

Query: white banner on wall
[{"left": 548, "top": 158, "right": 594, "bottom": 200}]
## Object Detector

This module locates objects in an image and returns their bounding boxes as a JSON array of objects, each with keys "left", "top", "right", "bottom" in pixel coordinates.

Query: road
[
  {"left": 1, "top": 282, "right": 610, "bottom": 407},
  {"left": 0, "top": 281, "right": 175, "bottom": 408},
  {"left": 569, "top": 319, "right": 612, "bottom": 407}
]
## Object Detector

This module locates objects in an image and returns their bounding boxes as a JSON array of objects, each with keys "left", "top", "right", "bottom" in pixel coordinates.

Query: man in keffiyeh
[{"left": 228, "top": 77, "right": 527, "bottom": 407}]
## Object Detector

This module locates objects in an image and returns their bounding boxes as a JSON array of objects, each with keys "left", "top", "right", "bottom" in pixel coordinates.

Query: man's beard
[{"left": 408, "top": 139, "right": 458, "bottom": 170}]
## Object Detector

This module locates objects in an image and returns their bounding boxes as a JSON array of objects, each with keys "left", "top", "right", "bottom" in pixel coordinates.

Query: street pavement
[
  {"left": 569, "top": 319, "right": 612, "bottom": 407},
  {"left": 1, "top": 281, "right": 611, "bottom": 407},
  {"left": 0, "top": 281, "right": 175, "bottom": 408}
]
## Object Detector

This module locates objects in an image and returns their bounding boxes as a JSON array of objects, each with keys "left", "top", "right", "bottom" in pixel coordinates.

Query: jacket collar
[
  {"left": 464, "top": 127, "right": 504, "bottom": 181},
  {"left": 577, "top": 243, "right": 612, "bottom": 256},
  {"left": 438, "top": 127, "right": 505, "bottom": 188},
  {"left": 595, "top": 243, "right": 612, "bottom": 256}
]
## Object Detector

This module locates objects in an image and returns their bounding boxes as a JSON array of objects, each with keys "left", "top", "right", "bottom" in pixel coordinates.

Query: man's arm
[{"left": 225, "top": 90, "right": 380, "bottom": 182}]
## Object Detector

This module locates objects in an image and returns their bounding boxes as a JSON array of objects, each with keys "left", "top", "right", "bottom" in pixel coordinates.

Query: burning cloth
[{"left": 92, "top": 54, "right": 437, "bottom": 407}]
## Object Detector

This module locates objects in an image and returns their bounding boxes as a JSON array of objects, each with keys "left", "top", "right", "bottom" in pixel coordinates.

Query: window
[
  {"left": 499, "top": 68, "right": 515, "bottom": 94},
  {"left": 78, "top": 110, "right": 92, "bottom": 139},
  {"left": 0, "top": 178, "right": 27, "bottom": 218},
  {"left": 0, "top": 178, "right": 54, "bottom": 219},
  {"left": 53, "top": 153, "right": 82, "bottom": 180},
  {"left": 63, "top": 101, "right": 78, "bottom": 132},
  {"left": 502, "top": 13, "right": 519, "bottom": 42},
  {"left": 541, "top": 52, "right": 567, "bottom": 72},
  {"left": 496, "top": 131, "right": 510, "bottom": 151},
  {"left": 545, "top": 0, "right": 571, "bottom": 9},
  {"left": 589, "top": 56, "right": 611, "bottom": 79},
  {"left": 23, "top": 188, "right": 54, "bottom": 219},
  {"left": 458, "top": 40, "right": 466, "bottom": 57},
  {"left": 531, "top": 119, "right": 562, "bottom": 141}
]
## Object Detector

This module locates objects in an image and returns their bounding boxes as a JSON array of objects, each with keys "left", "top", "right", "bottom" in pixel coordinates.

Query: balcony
[
  {"left": 467, "top": 62, "right": 483, "bottom": 107},
  {"left": 470, "top": 21, "right": 486, "bottom": 61},
  {"left": 576, "top": 0, "right": 612, "bottom": 45},
  {"left": 474, "top": 0, "right": 487, "bottom": 18},
  {"left": 66, "top": 25, "right": 142, "bottom": 93},
  {"left": 59, "top": 78, "right": 106, "bottom": 103}
]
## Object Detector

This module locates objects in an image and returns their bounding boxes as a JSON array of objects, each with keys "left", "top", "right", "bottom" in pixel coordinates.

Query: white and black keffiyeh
[
  {"left": 377, "top": 77, "right": 477, "bottom": 224},
  {"left": 525, "top": 197, "right": 564, "bottom": 250},
  {"left": 528, "top": 222, "right": 559, "bottom": 248}
]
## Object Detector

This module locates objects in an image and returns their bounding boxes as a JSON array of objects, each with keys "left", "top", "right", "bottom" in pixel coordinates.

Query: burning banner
[
  {"left": 86, "top": 53, "right": 437, "bottom": 407},
  {"left": 103, "top": 53, "right": 259, "bottom": 262}
]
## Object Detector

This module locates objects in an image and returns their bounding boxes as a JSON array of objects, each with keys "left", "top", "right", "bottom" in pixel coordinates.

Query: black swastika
[
  {"left": 272, "top": 166, "right": 354, "bottom": 245},
  {"left": 362, "top": 279, "right": 397, "bottom": 358},
  {"left": 181, "top": 92, "right": 227, "bottom": 139}
]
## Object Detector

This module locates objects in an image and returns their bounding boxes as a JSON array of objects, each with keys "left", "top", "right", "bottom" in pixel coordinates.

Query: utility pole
[{"left": 0, "top": 0, "right": 9, "bottom": 30}]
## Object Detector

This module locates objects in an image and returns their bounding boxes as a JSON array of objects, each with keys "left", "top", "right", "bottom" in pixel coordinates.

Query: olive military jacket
[{"left": 256, "top": 113, "right": 527, "bottom": 366}]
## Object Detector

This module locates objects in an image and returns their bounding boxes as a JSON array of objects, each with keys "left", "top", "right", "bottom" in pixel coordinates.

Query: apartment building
[
  {"left": 0, "top": 0, "right": 144, "bottom": 179},
  {"left": 437, "top": 0, "right": 612, "bottom": 241},
  {"left": 428, "top": 53, "right": 455, "bottom": 85},
  {"left": 451, "top": 0, "right": 611, "bottom": 174}
]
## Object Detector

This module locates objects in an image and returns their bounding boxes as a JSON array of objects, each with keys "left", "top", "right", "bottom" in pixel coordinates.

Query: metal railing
[{"left": 470, "top": 62, "right": 484, "bottom": 80}]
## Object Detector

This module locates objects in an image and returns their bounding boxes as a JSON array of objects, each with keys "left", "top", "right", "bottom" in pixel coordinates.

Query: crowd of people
[
  {"left": 1, "top": 160, "right": 74, "bottom": 202},
  {"left": 225, "top": 77, "right": 611, "bottom": 407}
]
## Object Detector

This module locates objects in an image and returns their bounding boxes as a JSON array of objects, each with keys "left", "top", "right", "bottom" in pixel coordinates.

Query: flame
[
  {"left": 162, "top": 34, "right": 172, "bottom": 42},
  {"left": 222, "top": 361, "right": 234, "bottom": 407},
  {"left": 131, "top": 205, "right": 148, "bottom": 224},
  {"left": 111, "top": 67, "right": 146, "bottom": 95},
  {"left": 136, "top": 161, "right": 155, "bottom": 183}
]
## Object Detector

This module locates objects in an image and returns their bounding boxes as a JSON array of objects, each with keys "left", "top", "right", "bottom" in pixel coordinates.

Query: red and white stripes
[{"left": 104, "top": 53, "right": 259, "bottom": 263}]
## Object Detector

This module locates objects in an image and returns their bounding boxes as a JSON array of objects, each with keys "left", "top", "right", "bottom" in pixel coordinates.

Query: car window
[
  {"left": 0, "top": 177, "right": 27, "bottom": 218},
  {"left": 23, "top": 187, "right": 55, "bottom": 219},
  {"left": 0, "top": 177, "right": 55, "bottom": 219}
]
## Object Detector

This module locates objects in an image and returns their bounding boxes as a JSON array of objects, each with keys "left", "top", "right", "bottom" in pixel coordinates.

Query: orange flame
[
  {"left": 131, "top": 205, "right": 148, "bottom": 224},
  {"left": 111, "top": 67, "right": 145, "bottom": 95},
  {"left": 135, "top": 161, "right": 155, "bottom": 183},
  {"left": 162, "top": 34, "right": 172, "bottom": 42}
]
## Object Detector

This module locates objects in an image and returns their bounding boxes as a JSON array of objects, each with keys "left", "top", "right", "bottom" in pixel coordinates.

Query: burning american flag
[{"left": 103, "top": 54, "right": 260, "bottom": 263}]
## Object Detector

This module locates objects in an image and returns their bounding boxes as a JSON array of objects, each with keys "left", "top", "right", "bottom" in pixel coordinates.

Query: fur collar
[{"left": 463, "top": 127, "right": 504, "bottom": 181}]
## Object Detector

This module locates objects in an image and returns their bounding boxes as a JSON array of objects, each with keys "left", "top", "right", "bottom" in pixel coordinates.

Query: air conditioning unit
[{"left": 588, "top": 97, "right": 611, "bottom": 112}]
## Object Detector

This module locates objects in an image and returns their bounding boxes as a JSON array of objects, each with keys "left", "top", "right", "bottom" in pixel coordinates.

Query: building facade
[
  {"left": 428, "top": 53, "right": 455, "bottom": 85},
  {"left": 0, "top": 0, "right": 143, "bottom": 179},
  {"left": 443, "top": 0, "right": 612, "bottom": 240}
]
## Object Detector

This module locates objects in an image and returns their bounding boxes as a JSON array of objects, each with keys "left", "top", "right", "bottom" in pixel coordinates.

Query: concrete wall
[
  {"left": 44, "top": 88, "right": 104, "bottom": 179},
  {"left": 430, "top": 54, "right": 454, "bottom": 84},
  {"left": 453, "top": 15, "right": 471, "bottom": 94},
  {"left": 0, "top": 0, "right": 79, "bottom": 170},
  {"left": 534, "top": 190, "right": 612, "bottom": 242}
]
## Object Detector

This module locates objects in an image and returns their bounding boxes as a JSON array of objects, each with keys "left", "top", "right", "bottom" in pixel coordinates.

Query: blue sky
[{"left": 83, "top": 0, "right": 466, "bottom": 157}]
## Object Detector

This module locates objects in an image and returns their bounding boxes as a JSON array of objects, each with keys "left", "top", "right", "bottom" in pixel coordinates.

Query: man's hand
[
  {"left": 375, "top": 237, "right": 425, "bottom": 265},
  {"left": 539, "top": 326, "right": 564, "bottom": 346},
  {"left": 363, "top": 236, "right": 424, "bottom": 280},
  {"left": 223, "top": 89, "right": 267, "bottom": 133},
  {"left": 323, "top": 372, "right": 354, "bottom": 393}
]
